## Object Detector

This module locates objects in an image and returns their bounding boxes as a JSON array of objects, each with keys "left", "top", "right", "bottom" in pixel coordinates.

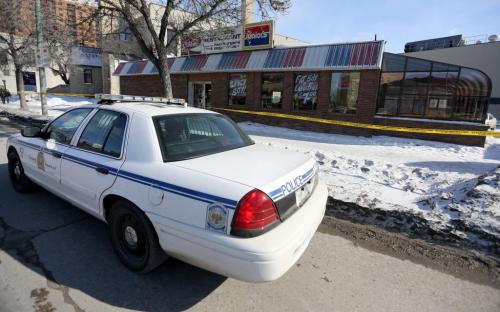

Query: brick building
[{"left": 113, "top": 41, "right": 492, "bottom": 147}]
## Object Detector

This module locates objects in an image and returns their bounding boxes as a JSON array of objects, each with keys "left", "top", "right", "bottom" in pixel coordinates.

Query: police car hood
[{"left": 171, "top": 144, "right": 317, "bottom": 197}]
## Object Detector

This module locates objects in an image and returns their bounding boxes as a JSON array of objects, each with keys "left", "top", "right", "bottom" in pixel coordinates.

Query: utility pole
[{"left": 35, "top": 0, "right": 48, "bottom": 116}]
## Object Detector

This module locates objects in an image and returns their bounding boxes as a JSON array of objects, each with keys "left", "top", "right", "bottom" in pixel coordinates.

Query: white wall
[{"left": 274, "top": 34, "right": 309, "bottom": 47}]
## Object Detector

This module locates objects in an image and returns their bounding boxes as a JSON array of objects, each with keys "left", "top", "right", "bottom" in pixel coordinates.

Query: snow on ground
[
  {"left": 239, "top": 122, "right": 500, "bottom": 240},
  {"left": 2, "top": 95, "right": 96, "bottom": 117}
]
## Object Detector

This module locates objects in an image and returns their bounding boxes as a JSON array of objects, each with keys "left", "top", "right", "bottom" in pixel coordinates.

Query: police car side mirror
[{"left": 21, "top": 126, "right": 42, "bottom": 138}]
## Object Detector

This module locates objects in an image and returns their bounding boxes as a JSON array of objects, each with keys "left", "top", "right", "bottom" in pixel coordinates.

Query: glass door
[{"left": 189, "top": 82, "right": 212, "bottom": 109}]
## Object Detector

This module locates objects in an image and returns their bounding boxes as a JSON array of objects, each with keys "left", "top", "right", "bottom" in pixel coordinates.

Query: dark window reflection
[{"left": 382, "top": 53, "right": 406, "bottom": 72}]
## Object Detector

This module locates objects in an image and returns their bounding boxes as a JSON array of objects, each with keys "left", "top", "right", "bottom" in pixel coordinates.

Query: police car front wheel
[
  {"left": 8, "top": 150, "right": 36, "bottom": 193},
  {"left": 108, "top": 200, "right": 167, "bottom": 273}
]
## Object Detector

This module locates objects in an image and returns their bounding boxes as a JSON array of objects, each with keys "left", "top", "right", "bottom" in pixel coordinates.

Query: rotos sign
[{"left": 243, "top": 21, "right": 274, "bottom": 50}]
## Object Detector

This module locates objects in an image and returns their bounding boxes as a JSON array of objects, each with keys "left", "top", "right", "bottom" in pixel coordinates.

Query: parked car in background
[
  {"left": 485, "top": 113, "right": 497, "bottom": 130},
  {"left": 6, "top": 95, "right": 328, "bottom": 282}
]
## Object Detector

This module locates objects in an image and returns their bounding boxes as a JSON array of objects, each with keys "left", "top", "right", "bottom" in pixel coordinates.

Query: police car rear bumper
[{"left": 148, "top": 182, "right": 328, "bottom": 283}]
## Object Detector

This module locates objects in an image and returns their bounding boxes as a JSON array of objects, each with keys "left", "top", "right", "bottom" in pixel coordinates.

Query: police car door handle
[
  {"left": 95, "top": 167, "right": 109, "bottom": 175},
  {"left": 52, "top": 151, "right": 63, "bottom": 159}
]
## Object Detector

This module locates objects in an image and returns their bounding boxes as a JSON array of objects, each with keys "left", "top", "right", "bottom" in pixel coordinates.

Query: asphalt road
[{"left": 0, "top": 118, "right": 499, "bottom": 312}]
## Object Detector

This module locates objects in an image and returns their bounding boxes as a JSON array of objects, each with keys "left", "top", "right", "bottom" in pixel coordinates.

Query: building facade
[{"left": 114, "top": 41, "right": 491, "bottom": 147}]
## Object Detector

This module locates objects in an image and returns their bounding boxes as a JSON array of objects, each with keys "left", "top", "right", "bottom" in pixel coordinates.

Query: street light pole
[{"left": 35, "top": 0, "right": 48, "bottom": 116}]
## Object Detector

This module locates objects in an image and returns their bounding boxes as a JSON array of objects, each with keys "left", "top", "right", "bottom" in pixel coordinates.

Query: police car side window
[
  {"left": 77, "top": 110, "right": 127, "bottom": 158},
  {"left": 45, "top": 108, "right": 92, "bottom": 144}
]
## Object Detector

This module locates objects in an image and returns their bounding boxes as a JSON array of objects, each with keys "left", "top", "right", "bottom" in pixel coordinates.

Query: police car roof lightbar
[{"left": 95, "top": 94, "right": 187, "bottom": 107}]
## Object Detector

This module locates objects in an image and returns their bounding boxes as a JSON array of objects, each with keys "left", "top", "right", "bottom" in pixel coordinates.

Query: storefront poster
[
  {"left": 229, "top": 74, "right": 247, "bottom": 97},
  {"left": 294, "top": 73, "right": 319, "bottom": 103}
]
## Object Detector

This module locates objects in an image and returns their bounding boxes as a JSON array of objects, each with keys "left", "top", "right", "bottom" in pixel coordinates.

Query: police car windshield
[{"left": 153, "top": 113, "right": 254, "bottom": 162}]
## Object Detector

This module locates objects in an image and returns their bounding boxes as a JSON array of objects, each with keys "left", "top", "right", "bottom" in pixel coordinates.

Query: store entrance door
[{"left": 189, "top": 82, "right": 212, "bottom": 109}]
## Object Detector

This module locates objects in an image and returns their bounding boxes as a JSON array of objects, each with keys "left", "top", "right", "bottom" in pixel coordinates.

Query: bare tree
[
  {"left": 43, "top": 19, "right": 76, "bottom": 85},
  {"left": 0, "top": 0, "right": 37, "bottom": 110},
  {"left": 98, "top": 0, "right": 290, "bottom": 98}
]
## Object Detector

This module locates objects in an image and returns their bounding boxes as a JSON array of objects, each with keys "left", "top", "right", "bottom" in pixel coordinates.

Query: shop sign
[
  {"left": 181, "top": 21, "right": 274, "bottom": 55},
  {"left": 181, "top": 26, "right": 243, "bottom": 56},
  {"left": 23, "top": 72, "right": 37, "bottom": 92},
  {"left": 337, "top": 81, "right": 352, "bottom": 89},
  {"left": 242, "top": 21, "right": 274, "bottom": 50},
  {"left": 294, "top": 73, "right": 319, "bottom": 102}
]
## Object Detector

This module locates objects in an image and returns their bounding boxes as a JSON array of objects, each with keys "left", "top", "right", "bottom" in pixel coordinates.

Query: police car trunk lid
[{"left": 171, "top": 144, "right": 317, "bottom": 206}]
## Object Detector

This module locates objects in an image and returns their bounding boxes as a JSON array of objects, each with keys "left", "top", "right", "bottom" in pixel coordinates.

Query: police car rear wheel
[
  {"left": 109, "top": 200, "right": 167, "bottom": 273},
  {"left": 8, "top": 150, "right": 35, "bottom": 193}
]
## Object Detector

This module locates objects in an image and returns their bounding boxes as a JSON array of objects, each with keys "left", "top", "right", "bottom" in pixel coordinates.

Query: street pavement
[{"left": 0, "top": 118, "right": 499, "bottom": 312}]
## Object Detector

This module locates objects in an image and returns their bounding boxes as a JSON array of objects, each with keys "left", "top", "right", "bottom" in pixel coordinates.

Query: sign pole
[{"left": 35, "top": 0, "right": 48, "bottom": 116}]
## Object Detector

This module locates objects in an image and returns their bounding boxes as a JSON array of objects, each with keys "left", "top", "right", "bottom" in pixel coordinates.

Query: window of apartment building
[
  {"left": 293, "top": 73, "right": 319, "bottom": 111},
  {"left": 228, "top": 74, "right": 246, "bottom": 105},
  {"left": 0, "top": 52, "right": 9, "bottom": 76},
  {"left": 119, "top": 18, "right": 132, "bottom": 42},
  {"left": 83, "top": 69, "right": 93, "bottom": 84},
  {"left": 261, "top": 73, "right": 284, "bottom": 109},
  {"left": 329, "top": 72, "right": 360, "bottom": 114},
  {"left": 67, "top": 5, "right": 77, "bottom": 40}
]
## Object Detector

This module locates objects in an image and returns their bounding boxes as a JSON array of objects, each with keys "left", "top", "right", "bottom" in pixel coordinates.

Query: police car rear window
[{"left": 153, "top": 113, "right": 253, "bottom": 162}]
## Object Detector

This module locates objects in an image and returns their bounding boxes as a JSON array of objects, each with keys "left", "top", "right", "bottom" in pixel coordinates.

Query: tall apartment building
[{"left": 0, "top": 0, "right": 100, "bottom": 95}]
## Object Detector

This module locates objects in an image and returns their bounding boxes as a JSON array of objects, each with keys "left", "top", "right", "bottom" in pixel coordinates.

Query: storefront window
[
  {"left": 402, "top": 71, "right": 430, "bottom": 95},
  {"left": 377, "top": 53, "right": 491, "bottom": 122},
  {"left": 399, "top": 95, "right": 426, "bottom": 116},
  {"left": 261, "top": 73, "right": 284, "bottom": 109},
  {"left": 426, "top": 96, "right": 453, "bottom": 118},
  {"left": 293, "top": 73, "right": 319, "bottom": 111},
  {"left": 228, "top": 74, "right": 246, "bottom": 106},
  {"left": 330, "top": 72, "right": 360, "bottom": 114},
  {"left": 453, "top": 97, "right": 488, "bottom": 121},
  {"left": 429, "top": 67, "right": 458, "bottom": 96},
  {"left": 457, "top": 68, "right": 490, "bottom": 97}
]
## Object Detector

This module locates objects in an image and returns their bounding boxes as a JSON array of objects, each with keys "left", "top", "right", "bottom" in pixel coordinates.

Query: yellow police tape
[
  {"left": 17, "top": 91, "right": 94, "bottom": 97},
  {"left": 213, "top": 107, "right": 500, "bottom": 138}
]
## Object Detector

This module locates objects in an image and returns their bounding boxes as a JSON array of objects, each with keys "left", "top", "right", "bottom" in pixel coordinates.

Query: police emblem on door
[
  {"left": 206, "top": 203, "right": 228, "bottom": 233},
  {"left": 37, "top": 152, "right": 45, "bottom": 171}
]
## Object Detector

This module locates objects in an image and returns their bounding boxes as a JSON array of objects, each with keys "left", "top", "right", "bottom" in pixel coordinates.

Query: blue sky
[{"left": 273, "top": 0, "right": 500, "bottom": 52}]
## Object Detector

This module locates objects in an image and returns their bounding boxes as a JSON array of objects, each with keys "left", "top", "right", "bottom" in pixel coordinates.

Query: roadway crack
[{"left": 0, "top": 217, "right": 87, "bottom": 312}]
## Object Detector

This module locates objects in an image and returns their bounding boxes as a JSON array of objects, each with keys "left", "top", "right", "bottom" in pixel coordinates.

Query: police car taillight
[{"left": 230, "top": 189, "right": 279, "bottom": 237}]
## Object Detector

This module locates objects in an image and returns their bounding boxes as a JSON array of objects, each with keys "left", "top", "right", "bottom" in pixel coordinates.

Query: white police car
[{"left": 6, "top": 95, "right": 328, "bottom": 282}]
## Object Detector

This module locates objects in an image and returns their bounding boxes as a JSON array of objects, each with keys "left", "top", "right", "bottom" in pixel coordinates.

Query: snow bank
[
  {"left": 3, "top": 95, "right": 96, "bottom": 117},
  {"left": 240, "top": 121, "right": 500, "bottom": 242}
]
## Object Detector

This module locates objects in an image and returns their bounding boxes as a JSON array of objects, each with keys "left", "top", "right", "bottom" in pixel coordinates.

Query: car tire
[
  {"left": 7, "top": 150, "right": 36, "bottom": 193},
  {"left": 108, "top": 200, "right": 167, "bottom": 273}
]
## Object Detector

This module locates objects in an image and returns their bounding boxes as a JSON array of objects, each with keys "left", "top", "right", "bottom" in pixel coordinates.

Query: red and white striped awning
[{"left": 113, "top": 41, "right": 384, "bottom": 76}]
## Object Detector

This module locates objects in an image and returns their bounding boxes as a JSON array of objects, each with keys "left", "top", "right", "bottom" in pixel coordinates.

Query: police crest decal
[{"left": 206, "top": 203, "right": 228, "bottom": 233}]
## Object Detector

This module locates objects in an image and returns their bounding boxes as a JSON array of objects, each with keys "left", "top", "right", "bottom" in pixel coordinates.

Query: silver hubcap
[
  {"left": 124, "top": 226, "right": 138, "bottom": 246},
  {"left": 14, "top": 164, "right": 21, "bottom": 179}
]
